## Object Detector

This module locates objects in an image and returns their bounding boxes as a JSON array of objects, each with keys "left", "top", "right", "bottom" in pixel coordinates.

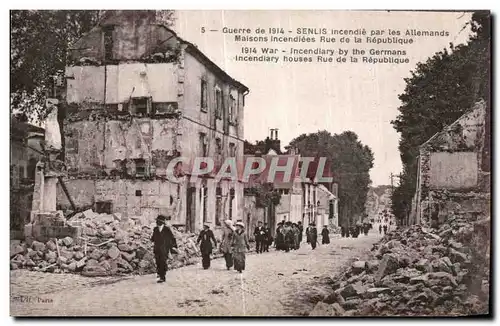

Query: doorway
[{"left": 186, "top": 186, "right": 196, "bottom": 232}]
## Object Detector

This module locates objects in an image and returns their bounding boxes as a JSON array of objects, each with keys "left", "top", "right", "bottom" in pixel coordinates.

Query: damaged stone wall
[
  {"left": 66, "top": 63, "right": 178, "bottom": 105},
  {"left": 68, "top": 11, "right": 180, "bottom": 64},
  {"left": 415, "top": 100, "right": 489, "bottom": 226},
  {"left": 64, "top": 115, "right": 178, "bottom": 175},
  {"left": 60, "top": 10, "right": 249, "bottom": 234}
]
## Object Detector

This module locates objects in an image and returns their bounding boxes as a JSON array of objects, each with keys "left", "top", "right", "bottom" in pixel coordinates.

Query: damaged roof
[{"left": 69, "top": 10, "right": 249, "bottom": 92}]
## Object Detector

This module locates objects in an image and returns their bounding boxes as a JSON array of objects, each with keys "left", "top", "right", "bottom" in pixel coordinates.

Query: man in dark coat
[
  {"left": 321, "top": 225, "right": 330, "bottom": 244},
  {"left": 297, "top": 221, "right": 304, "bottom": 244},
  {"left": 275, "top": 222, "right": 284, "bottom": 251},
  {"left": 151, "top": 215, "right": 178, "bottom": 283},
  {"left": 306, "top": 222, "right": 318, "bottom": 249},
  {"left": 197, "top": 222, "right": 217, "bottom": 269},
  {"left": 263, "top": 223, "right": 271, "bottom": 252},
  {"left": 253, "top": 221, "right": 266, "bottom": 254},
  {"left": 283, "top": 221, "right": 294, "bottom": 252}
]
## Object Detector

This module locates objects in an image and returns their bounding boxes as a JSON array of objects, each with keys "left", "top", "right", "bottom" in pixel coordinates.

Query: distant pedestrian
[
  {"left": 151, "top": 215, "right": 178, "bottom": 283},
  {"left": 275, "top": 222, "right": 284, "bottom": 251},
  {"left": 307, "top": 223, "right": 318, "bottom": 249},
  {"left": 254, "top": 221, "right": 266, "bottom": 254},
  {"left": 232, "top": 222, "right": 250, "bottom": 273},
  {"left": 283, "top": 222, "right": 294, "bottom": 252},
  {"left": 383, "top": 224, "right": 388, "bottom": 235},
  {"left": 321, "top": 225, "right": 330, "bottom": 244},
  {"left": 220, "top": 219, "right": 235, "bottom": 270},
  {"left": 263, "top": 223, "right": 271, "bottom": 252},
  {"left": 363, "top": 223, "right": 370, "bottom": 236},
  {"left": 379, "top": 224, "right": 382, "bottom": 234},
  {"left": 297, "top": 221, "right": 304, "bottom": 243},
  {"left": 196, "top": 222, "right": 217, "bottom": 270},
  {"left": 292, "top": 223, "right": 300, "bottom": 250}
]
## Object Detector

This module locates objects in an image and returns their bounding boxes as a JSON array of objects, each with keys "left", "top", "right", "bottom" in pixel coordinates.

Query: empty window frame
[
  {"left": 199, "top": 133, "right": 208, "bottom": 157},
  {"left": 229, "top": 188, "right": 235, "bottom": 220},
  {"left": 200, "top": 79, "right": 208, "bottom": 111},
  {"left": 229, "top": 94, "right": 236, "bottom": 123},
  {"left": 215, "top": 187, "right": 222, "bottom": 226},
  {"left": 229, "top": 143, "right": 236, "bottom": 157},
  {"left": 215, "top": 87, "right": 222, "bottom": 119},
  {"left": 103, "top": 25, "right": 115, "bottom": 61},
  {"left": 130, "top": 97, "right": 151, "bottom": 116},
  {"left": 135, "top": 159, "right": 147, "bottom": 177}
]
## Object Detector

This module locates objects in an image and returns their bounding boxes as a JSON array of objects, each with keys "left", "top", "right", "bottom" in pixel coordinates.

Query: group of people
[
  {"left": 150, "top": 214, "right": 333, "bottom": 283},
  {"left": 197, "top": 219, "right": 250, "bottom": 273},
  {"left": 378, "top": 224, "right": 388, "bottom": 235},
  {"left": 340, "top": 222, "right": 373, "bottom": 238},
  {"left": 275, "top": 221, "right": 302, "bottom": 251},
  {"left": 274, "top": 221, "right": 331, "bottom": 251}
]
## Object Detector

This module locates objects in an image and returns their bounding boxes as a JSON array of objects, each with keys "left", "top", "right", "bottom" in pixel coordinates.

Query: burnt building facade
[{"left": 58, "top": 11, "right": 249, "bottom": 232}]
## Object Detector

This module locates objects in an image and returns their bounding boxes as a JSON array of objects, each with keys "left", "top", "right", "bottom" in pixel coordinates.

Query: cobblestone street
[{"left": 11, "top": 233, "right": 380, "bottom": 316}]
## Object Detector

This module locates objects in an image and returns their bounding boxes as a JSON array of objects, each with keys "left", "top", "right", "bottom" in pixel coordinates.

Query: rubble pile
[
  {"left": 9, "top": 210, "right": 218, "bottom": 277},
  {"left": 310, "top": 214, "right": 490, "bottom": 316}
]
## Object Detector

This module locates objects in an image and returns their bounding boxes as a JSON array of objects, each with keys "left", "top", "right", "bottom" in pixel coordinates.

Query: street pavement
[{"left": 10, "top": 232, "right": 381, "bottom": 316}]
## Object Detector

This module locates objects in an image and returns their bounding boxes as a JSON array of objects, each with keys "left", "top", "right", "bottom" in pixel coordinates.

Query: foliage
[
  {"left": 288, "top": 130, "right": 374, "bottom": 226},
  {"left": 243, "top": 140, "right": 282, "bottom": 208},
  {"left": 390, "top": 11, "right": 490, "bottom": 222},
  {"left": 244, "top": 183, "right": 282, "bottom": 208}
]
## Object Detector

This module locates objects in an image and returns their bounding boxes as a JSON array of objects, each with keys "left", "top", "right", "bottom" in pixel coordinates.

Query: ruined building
[
  {"left": 58, "top": 11, "right": 249, "bottom": 232},
  {"left": 10, "top": 120, "right": 44, "bottom": 237},
  {"left": 411, "top": 100, "right": 490, "bottom": 226}
]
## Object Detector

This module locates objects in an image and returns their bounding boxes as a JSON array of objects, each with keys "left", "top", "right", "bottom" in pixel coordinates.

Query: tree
[
  {"left": 288, "top": 130, "right": 374, "bottom": 226},
  {"left": 390, "top": 11, "right": 490, "bottom": 222},
  {"left": 243, "top": 139, "right": 282, "bottom": 208},
  {"left": 11, "top": 10, "right": 102, "bottom": 120}
]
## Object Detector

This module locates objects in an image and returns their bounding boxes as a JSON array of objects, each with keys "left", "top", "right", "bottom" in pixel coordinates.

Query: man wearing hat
[
  {"left": 306, "top": 222, "right": 318, "bottom": 250},
  {"left": 151, "top": 215, "right": 178, "bottom": 283},
  {"left": 253, "top": 221, "right": 266, "bottom": 254},
  {"left": 263, "top": 222, "right": 272, "bottom": 252},
  {"left": 196, "top": 222, "right": 217, "bottom": 269}
]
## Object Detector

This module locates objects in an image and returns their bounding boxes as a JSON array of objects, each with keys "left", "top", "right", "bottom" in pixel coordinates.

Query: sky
[{"left": 174, "top": 10, "right": 472, "bottom": 186}]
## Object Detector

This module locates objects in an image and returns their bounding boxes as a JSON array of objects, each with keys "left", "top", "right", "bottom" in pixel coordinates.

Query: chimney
[{"left": 275, "top": 129, "right": 279, "bottom": 140}]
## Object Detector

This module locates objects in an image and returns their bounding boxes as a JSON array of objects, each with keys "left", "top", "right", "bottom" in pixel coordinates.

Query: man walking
[
  {"left": 197, "top": 222, "right": 217, "bottom": 269},
  {"left": 383, "top": 224, "right": 388, "bottom": 235},
  {"left": 263, "top": 222, "right": 271, "bottom": 252},
  {"left": 254, "top": 221, "right": 266, "bottom": 254},
  {"left": 306, "top": 222, "right": 318, "bottom": 250},
  {"left": 151, "top": 215, "right": 178, "bottom": 283}
]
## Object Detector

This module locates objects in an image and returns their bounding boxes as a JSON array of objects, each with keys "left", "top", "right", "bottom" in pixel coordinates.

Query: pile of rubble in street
[
  {"left": 9, "top": 210, "right": 224, "bottom": 277},
  {"left": 310, "top": 213, "right": 490, "bottom": 316}
]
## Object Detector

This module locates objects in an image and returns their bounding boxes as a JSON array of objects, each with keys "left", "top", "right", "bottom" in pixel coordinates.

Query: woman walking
[
  {"left": 275, "top": 222, "right": 284, "bottom": 251},
  {"left": 220, "top": 219, "right": 235, "bottom": 270},
  {"left": 196, "top": 222, "right": 217, "bottom": 270},
  {"left": 232, "top": 222, "right": 250, "bottom": 273}
]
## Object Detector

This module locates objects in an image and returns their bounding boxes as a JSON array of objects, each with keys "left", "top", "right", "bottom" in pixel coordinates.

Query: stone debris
[
  {"left": 9, "top": 210, "right": 222, "bottom": 277},
  {"left": 313, "top": 214, "right": 490, "bottom": 316}
]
